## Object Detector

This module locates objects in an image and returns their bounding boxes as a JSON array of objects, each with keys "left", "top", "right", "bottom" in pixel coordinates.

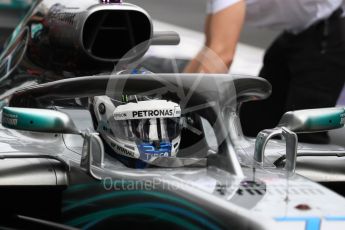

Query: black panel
[{"left": 83, "top": 10, "right": 151, "bottom": 60}]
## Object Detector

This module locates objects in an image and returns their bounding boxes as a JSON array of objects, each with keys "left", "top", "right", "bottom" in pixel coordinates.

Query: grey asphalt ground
[{"left": 128, "top": 0, "right": 279, "bottom": 49}]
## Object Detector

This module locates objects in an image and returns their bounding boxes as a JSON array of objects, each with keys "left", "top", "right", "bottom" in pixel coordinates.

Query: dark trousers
[{"left": 240, "top": 11, "right": 345, "bottom": 144}]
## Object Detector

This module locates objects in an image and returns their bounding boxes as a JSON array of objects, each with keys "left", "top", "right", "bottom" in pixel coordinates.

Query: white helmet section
[
  {"left": 113, "top": 100, "right": 181, "bottom": 120},
  {"left": 93, "top": 96, "right": 140, "bottom": 159},
  {"left": 92, "top": 96, "right": 182, "bottom": 163}
]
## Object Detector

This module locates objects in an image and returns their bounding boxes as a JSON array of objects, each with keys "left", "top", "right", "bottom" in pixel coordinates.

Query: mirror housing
[
  {"left": 278, "top": 107, "right": 345, "bottom": 133},
  {"left": 2, "top": 107, "right": 80, "bottom": 134},
  {"left": 2, "top": 107, "right": 104, "bottom": 180},
  {"left": 254, "top": 107, "right": 345, "bottom": 172}
]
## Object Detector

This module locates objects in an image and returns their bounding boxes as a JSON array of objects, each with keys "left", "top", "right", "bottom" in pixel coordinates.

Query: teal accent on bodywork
[
  {"left": 0, "top": 1, "right": 38, "bottom": 58},
  {"left": 30, "top": 23, "right": 43, "bottom": 39},
  {"left": 306, "top": 109, "right": 345, "bottom": 130},
  {"left": 65, "top": 183, "right": 103, "bottom": 193},
  {"left": 63, "top": 189, "right": 208, "bottom": 216},
  {"left": 0, "top": 100, "right": 7, "bottom": 110},
  {"left": 63, "top": 186, "right": 225, "bottom": 229},
  {"left": 68, "top": 207, "right": 202, "bottom": 230},
  {"left": 2, "top": 107, "right": 65, "bottom": 132},
  {"left": 69, "top": 203, "right": 222, "bottom": 230},
  {"left": 0, "top": 0, "right": 32, "bottom": 10}
]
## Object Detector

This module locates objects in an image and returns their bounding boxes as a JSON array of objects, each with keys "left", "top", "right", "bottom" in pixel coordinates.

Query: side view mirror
[
  {"left": 254, "top": 107, "right": 345, "bottom": 172},
  {"left": 277, "top": 107, "right": 345, "bottom": 133},
  {"left": 2, "top": 107, "right": 104, "bottom": 180},
  {"left": 2, "top": 107, "right": 80, "bottom": 134}
]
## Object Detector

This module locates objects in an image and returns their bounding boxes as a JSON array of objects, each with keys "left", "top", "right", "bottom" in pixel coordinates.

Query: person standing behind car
[{"left": 185, "top": 0, "right": 345, "bottom": 144}]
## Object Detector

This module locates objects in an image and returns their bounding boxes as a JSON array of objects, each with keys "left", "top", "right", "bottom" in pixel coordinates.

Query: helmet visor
[{"left": 111, "top": 117, "right": 182, "bottom": 143}]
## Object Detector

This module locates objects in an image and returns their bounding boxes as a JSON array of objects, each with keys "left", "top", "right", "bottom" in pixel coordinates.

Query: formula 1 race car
[{"left": 0, "top": 1, "right": 345, "bottom": 230}]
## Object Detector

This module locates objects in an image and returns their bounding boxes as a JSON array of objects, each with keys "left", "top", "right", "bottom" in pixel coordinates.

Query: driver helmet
[{"left": 91, "top": 95, "right": 183, "bottom": 166}]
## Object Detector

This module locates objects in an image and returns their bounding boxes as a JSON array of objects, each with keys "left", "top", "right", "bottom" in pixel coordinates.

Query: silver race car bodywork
[{"left": 0, "top": 1, "right": 345, "bottom": 230}]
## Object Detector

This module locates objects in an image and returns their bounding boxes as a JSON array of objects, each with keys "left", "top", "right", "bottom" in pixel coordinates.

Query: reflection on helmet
[
  {"left": 113, "top": 118, "right": 181, "bottom": 143},
  {"left": 92, "top": 96, "right": 183, "bottom": 166},
  {"left": 112, "top": 117, "right": 182, "bottom": 162}
]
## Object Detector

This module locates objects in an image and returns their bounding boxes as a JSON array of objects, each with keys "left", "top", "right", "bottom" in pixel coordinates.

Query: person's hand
[
  {"left": 184, "top": 47, "right": 230, "bottom": 73},
  {"left": 184, "top": 1, "right": 245, "bottom": 73}
]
